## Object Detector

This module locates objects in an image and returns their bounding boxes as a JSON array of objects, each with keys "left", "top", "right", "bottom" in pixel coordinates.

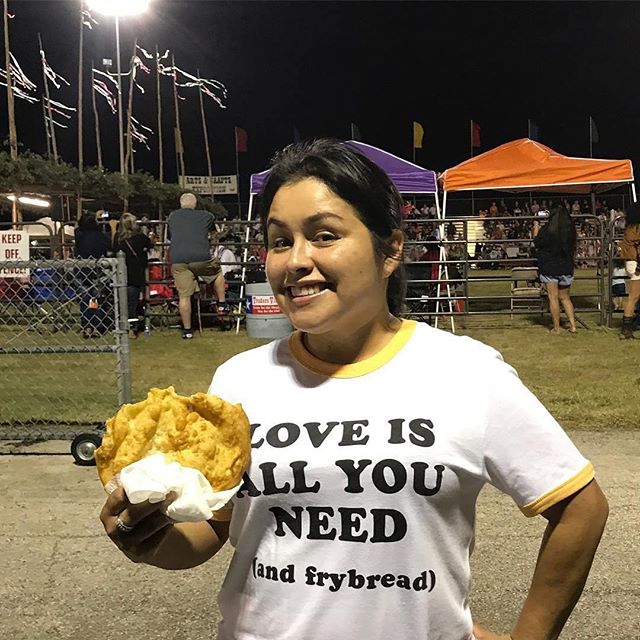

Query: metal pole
[
  {"left": 91, "top": 64, "right": 103, "bottom": 170},
  {"left": 115, "top": 16, "right": 125, "bottom": 176},
  {"left": 114, "top": 252, "right": 132, "bottom": 404},
  {"left": 3, "top": 0, "right": 17, "bottom": 162},
  {"left": 155, "top": 44, "right": 163, "bottom": 184},
  {"left": 77, "top": 0, "right": 84, "bottom": 176},
  {"left": 38, "top": 33, "right": 58, "bottom": 163},
  {"left": 197, "top": 68, "right": 214, "bottom": 199}
]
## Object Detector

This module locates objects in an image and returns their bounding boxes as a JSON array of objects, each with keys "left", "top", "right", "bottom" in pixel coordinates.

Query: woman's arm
[
  {"left": 100, "top": 486, "right": 230, "bottom": 571},
  {"left": 511, "top": 480, "right": 608, "bottom": 640},
  {"left": 475, "top": 480, "right": 608, "bottom": 640},
  {"left": 125, "top": 519, "right": 230, "bottom": 570}
]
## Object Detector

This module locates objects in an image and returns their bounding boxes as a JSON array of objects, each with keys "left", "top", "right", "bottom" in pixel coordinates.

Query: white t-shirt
[
  {"left": 214, "top": 246, "right": 239, "bottom": 275},
  {"left": 209, "top": 320, "right": 593, "bottom": 640}
]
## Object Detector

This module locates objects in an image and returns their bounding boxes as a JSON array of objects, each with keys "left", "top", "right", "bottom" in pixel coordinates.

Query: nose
[{"left": 286, "top": 237, "right": 313, "bottom": 274}]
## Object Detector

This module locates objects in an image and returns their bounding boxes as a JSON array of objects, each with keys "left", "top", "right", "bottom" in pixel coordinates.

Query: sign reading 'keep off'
[{"left": 0, "top": 231, "right": 30, "bottom": 278}]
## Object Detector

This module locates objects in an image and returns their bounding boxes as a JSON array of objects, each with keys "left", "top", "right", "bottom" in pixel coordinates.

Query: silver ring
[{"left": 115, "top": 515, "right": 135, "bottom": 534}]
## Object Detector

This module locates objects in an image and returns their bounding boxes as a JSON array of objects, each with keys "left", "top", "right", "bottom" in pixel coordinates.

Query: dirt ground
[{"left": 1, "top": 430, "right": 638, "bottom": 640}]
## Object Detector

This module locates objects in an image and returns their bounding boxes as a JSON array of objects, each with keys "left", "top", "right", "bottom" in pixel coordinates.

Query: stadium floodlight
[
  {"left": 87, "top": 0, "right": 150, "bottom": 17},
  {"left": 86, "top": 0, "right": 151, "bottom": 175}
]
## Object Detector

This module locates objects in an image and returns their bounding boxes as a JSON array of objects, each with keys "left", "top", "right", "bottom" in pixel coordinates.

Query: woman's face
[{"left": 266, "top": 178, "right": 396, "bottom": 335}]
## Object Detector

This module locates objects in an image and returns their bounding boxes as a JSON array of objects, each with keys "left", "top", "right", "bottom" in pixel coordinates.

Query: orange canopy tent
[{"left": 440, "top": 138, "right": 634, "bottom": 194}]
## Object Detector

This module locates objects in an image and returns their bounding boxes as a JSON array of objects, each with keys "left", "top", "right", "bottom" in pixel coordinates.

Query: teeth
[{"left": 291, "top": 284, "right": 325, "bottom": 297}]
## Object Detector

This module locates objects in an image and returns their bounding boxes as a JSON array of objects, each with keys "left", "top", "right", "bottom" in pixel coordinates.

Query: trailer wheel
[{"left": 71, "top": 433, "right": 102, "bottom": 466}]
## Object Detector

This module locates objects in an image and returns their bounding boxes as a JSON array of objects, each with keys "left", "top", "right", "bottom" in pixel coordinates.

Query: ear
[{"left": 383, "top": 229, "right": 404, "bottom": 278}]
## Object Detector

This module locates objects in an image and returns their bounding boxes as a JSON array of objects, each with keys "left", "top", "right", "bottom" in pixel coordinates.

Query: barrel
[{"left": 245, "top": 282, "right": 292, "bottom": 339}]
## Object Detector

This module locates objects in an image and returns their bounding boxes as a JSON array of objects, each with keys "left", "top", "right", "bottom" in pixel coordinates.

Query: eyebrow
[{"left": 267, "top": 211, "right": 344, "bottom": 228}]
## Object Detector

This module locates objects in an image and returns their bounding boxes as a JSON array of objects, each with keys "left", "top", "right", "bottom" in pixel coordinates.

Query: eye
[
  {"left": 313, "top": 231, "right": 338, "bottom": 244},
  {"left": 269, "top": 237, "right": 291, "bottom": 250}
]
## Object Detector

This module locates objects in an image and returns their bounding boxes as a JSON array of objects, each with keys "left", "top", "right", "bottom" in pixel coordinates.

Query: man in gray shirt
[{"left": 168, "top": 193, "right": 226, "bottom": 339}]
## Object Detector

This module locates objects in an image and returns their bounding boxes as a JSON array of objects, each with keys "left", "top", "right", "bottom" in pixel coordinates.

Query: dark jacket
[
  {"left": 75, "top": 228, "right": 111, "bottom": 259},
  {"left": 113, "top": 233, "right": 153, "bottom": 287},
  {"left": 534, "top": 225, "right": 574, "bottom": 276}
]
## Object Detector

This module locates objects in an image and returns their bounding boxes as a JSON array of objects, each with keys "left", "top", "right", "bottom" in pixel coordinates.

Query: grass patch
[
  {"left": 1, "top": 267, "right": 636, "bottom": 434},
  {"left": 127, "top": 321, "right": 636, "bottom": 431}
]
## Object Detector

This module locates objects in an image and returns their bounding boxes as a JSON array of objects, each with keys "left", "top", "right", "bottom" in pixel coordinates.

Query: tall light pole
[{"left": 88, "top": 0, "right": 150, "bottom": 176}]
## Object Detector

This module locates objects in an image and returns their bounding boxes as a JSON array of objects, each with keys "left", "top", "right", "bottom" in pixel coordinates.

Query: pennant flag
[
  {"left": 131, "top": 116, "right": 153, "bottom": 150},
  {"left": 528, "top": 119, "right": 540, "bottom": 141},
  {"left": 82, "top": 9, "right": 98, "bottom": 29},
  {"left": 169, "top": 62, "right": 227, "bottom": 108},
  {"left": 293, "top": 126, "right": 301, "bottom": 143},
  {"left": 40, "top": 49, "right": 70, "bottom": 89},
  {"left": 235, "top": 126, "right": 248, "bottom": 153},
  {"left": 471, "top": 120, "right": 481, "bottom": 148},
  {"left": 413, "top": 121, "right": 424, "bottom": 149},
  {"left": 589, "top": 116, "right": 599, "bottom": 144},
  {"left": 0, "top": 53, "right": 38, "bottom": 103}
]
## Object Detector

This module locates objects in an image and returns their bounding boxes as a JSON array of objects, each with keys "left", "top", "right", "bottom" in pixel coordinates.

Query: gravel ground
[{"left": 1, "top": 430, "right": 637, "bottom": 640}]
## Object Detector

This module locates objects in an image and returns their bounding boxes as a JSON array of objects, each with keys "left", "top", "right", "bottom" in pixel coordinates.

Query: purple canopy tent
[
  {"left": 235, "top": 141, "right": 440, "bottom": 333},
  {"left": 249, "top": 140, "right": 438, "bottom": 194}
]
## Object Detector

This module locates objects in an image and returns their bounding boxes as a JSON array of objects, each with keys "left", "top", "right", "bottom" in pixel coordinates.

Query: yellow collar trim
[{"left": 289, "top": 319, "right": 417, "bottom": 379}]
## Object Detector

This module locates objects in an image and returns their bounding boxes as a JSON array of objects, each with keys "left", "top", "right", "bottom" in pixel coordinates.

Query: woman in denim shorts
[{"left": 533, "top": 207, "right": 577, "bottom": 334}]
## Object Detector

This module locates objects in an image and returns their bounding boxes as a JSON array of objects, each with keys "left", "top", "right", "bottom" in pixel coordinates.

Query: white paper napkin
[{"left": 104, "top": 453, "right": 239, "bottom": 522}]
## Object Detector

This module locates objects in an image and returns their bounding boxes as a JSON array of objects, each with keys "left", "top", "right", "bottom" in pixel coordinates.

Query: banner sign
[
  {"left": 180, "top": 175, "right": 238, "bottom": 195},
  {"left": 246, "top": 294, "right": 282, "bottom": 315},
  {"left": 0, "top": 230, "right": 30, "bottom": 278}
]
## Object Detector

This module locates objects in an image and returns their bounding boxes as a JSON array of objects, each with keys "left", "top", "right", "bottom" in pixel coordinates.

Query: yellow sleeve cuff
[{"left": 520, "top": 462, "right": 595, "bottom": 517}]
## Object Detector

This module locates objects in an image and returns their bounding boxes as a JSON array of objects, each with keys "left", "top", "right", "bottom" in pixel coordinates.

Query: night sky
[{"left": 3, "top": 1, "right": 640, "bottom": 193}]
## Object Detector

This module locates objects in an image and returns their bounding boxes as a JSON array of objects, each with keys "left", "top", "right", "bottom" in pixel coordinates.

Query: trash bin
[{"left": 245, "top": 282, "right": 292, "bottom": 339}]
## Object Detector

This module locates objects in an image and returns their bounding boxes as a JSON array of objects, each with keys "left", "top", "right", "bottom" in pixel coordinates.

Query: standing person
[
  {"left": 167, "top": 193, "right": 226, "bottom": 339},
  {"left": 112, "top": 213, "right": 153, "bottom": 339},
  {"left": 533, "top": 207, "right": 578, "bottom": 334},
  {"left": 75, "top": 212, "right": 111, "bottom": 338},
  {"left": 619, "top": 201, "right": 640, "bottom": 338},
  {"left": 100, "top": 140, "right": 608, "bottom": 640}
]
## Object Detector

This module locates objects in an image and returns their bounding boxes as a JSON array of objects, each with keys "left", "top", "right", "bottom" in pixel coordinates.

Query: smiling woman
[
  {"left": 260, "top": 139, "right": 406, "bottom": 364},
  {"left": 99, "top": 140, "right": 609, "bottom": 640}
]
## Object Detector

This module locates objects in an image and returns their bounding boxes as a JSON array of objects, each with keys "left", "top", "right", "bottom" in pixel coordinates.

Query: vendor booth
[{"left": 438, "top": 138, "right": 636, "bottom": 328}]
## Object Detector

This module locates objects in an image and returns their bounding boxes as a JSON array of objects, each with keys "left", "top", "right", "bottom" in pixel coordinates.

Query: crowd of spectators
[{"left": 399, "top": 196, "right": 628, "bottom": 269}]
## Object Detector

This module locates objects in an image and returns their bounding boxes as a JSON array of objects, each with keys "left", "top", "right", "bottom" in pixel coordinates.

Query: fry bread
[{"left": 95, "top": 387, "right": 251, "bottom": 491}]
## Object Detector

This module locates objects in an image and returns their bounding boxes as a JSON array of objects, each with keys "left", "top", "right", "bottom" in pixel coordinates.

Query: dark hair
[
  {"left": 545, "top": 206, "right": 577, "bottom": 258},
  {"left": 624, "top": 201, "right": 640, "bottom": 226},
  {"left": 79, "top": 212, "right": 98, "bottom": 231},
  {"left": 260, "top": 139, "right": 406, "bottom": 315}
]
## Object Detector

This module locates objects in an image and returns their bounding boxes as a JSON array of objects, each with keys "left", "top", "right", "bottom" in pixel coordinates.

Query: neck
[{"left": 303, "top": 310, "right": 402, "bottom": 365}]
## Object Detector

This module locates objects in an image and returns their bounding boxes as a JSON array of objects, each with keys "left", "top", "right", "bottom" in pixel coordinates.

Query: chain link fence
[{"left": 0, "top": 255, "right": 131, "bottom": 441}]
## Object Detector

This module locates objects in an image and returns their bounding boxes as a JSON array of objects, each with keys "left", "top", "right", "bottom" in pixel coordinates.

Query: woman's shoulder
[{"left": 410, "top": 321, "right": 503, "bottom": 363}]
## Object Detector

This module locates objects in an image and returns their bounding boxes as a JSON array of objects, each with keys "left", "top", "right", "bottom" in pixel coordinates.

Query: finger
[
  {"left": 128, "top": 522, "right": 174, "bottom": 558},
  {"left": 100, "top": 486, "right": 130, "bottom": 526},
  {"left": 118, "top": 511, "right": 173, "bottom": 551},
  {"left": 122, "top": 491, "right": 178, "bottom": 527}
]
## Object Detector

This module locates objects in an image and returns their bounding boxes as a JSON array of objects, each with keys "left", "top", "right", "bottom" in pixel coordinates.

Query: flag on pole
[
  {"left": 528, "top": 119, "right": 540, "bottom": 141},
  {"left": 350, "top": 122, "right": 361, "bottom": 141},
  {"left": 235, "top": 126, "right": 247, "bottom": 152},
  {"left": 471, "top": 120, "right": 481, "bottom": 148},
  {"left": 413, "top": 121, "right": 424, "bottom": 149},
  {"left": 589, "top": 116, "right": 599, "bottom": 144}
]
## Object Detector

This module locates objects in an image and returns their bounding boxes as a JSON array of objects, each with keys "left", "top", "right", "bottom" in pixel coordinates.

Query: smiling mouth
[{"left": 286, "top": 283, "right": 335, "bottom": 299}]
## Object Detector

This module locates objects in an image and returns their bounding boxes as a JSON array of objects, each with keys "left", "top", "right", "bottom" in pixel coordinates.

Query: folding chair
[{"left": 510, "top": 267, "right": 543, "bottom": 318}]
